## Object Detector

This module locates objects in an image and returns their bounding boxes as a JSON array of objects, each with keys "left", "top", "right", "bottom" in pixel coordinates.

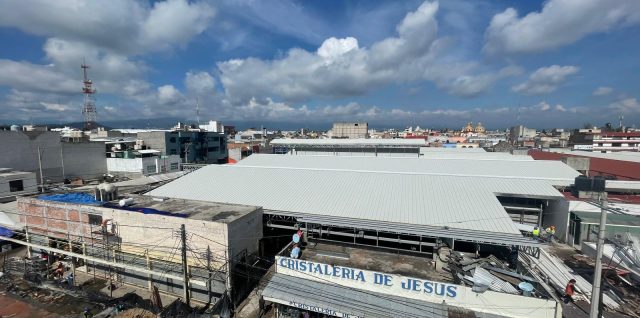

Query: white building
[
  {"left": 106, "top": 151, "right": 181, "bottom": 177},
  {"left": 591, "top": 132, "right": 640, "bottom": 153},
  {"left": 0, "top": 168, "right": 37, "bottom": 201},
  {"left": 199, "top": 120, "right": 224, "bottom": 133}
]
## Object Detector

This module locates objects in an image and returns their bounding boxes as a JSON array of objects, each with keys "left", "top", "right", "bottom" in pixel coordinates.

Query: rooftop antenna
[
  {"left": 619, "top": 114, "right": 624, "bottom": 130},
  {"left": 81, "top": 59, "right": 97, "bottom": 131}
]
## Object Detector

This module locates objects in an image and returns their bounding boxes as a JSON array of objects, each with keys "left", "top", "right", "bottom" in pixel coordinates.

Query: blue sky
[{"left": 0, "top": 0, "right": 639, "bottom": 129}]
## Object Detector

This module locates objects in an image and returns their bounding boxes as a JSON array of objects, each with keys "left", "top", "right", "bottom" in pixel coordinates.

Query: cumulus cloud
[
  {"left": 141, "top": 0, "right": 215, "bottom": 52},
  {"left": 185, "top": 71, "right": 216, "bottom": 96},
  {"left": 218, "top": 1, "right": 516, "bottom": 102},
  {"left": 157, "top": 85, "right": 184, "bottom": 105},
  {"left": 609, "top": 98, "right": 640, "bottom": 113},
  {"left": 593, "top": 86, "right": 613, "bottom": 96},
  {"left": 512, "top": 65, "right": 579, "bottom": 95},
  {"left": 0, "top": 0, "right": 215, "bottom": 55},
  {"left": 484, "top": 0, "right": 640, "bottom": 54},
  {"left": 0, "top": 59, "right": 77, "bottom": 94}
]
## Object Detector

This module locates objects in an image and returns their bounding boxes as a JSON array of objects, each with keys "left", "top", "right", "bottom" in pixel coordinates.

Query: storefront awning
[{"left": 261, "top": 274, "right": 500, "bottom": 318}]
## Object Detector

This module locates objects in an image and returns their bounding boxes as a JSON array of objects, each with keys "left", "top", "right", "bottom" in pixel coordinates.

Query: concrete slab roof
[{"left": 112, "top": 194, "right": 260, "bottom": 223}]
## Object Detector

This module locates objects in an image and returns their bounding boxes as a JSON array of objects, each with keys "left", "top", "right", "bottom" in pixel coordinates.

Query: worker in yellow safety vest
[{"left": 532, "top": 227, "right": 540, "bottom": 238}]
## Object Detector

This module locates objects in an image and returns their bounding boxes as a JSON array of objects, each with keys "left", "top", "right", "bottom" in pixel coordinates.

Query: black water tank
[
  {"left": 592, "top": 176, "right": 606, "bottom": 192},
  {"left": 574, "top": 175, "right": 591, "bottom": 191}
]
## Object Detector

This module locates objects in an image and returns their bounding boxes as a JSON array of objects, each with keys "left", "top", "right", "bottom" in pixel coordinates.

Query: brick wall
[{"left": 17, "top": 197, "right": 101, "bottom": 240}]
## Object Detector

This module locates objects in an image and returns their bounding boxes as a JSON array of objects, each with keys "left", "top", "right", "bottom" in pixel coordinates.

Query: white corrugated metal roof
[
  {"left": 237, "top": 154, "right": 578, "bottom": 186},
  {"left": 149, "top": 165, "right": 522, "bottom": 234},
  {"left": 420, "top": 152, "right": 533, "bottom": 160},
  {"left": 271, "top": 138, "right": 426, "bottom": 146},
  {"left": 420, "top": 147, "right": 486, "bottom": 153},
  {"left": 148, "top": 155, "right": 567, "bottom": 235},
  {"left": 549, "top": 149, "right": 640, "bottom": 163}
]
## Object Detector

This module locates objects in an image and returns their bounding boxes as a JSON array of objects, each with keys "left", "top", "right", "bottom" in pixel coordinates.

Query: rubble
[{"left": 447, "top": 251, "right": 543, "bottom": 298}]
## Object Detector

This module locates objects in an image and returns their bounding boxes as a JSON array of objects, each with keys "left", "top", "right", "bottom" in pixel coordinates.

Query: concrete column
[
  {"left": 25, "top": 226, "right": 32, "bottom": 258},
  {"left": 146, "top": 251, "right": 153, "bottom": 292}
]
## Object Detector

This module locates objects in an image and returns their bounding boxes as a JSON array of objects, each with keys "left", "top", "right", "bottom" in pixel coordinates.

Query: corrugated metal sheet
[
  {"left": 262, "top": 273, "right": 451, "bottom": 318},
  {"left": 271, "top": 138, "right": 427, "bottom": 146},
  {"left": 420, "top": 147, "right": 487, "bottom": 153},
  {"left": 237, "top": 154, "right": 579, "bottom": 187},
  {"left": 281, "top": 211, "right": 541, "bottom": 247},
  {"left": 472, "top": 267, "right": 519, "bottom": 294},
  {"left": 549, "top": 149, "right": 640, "bottom": 163},
  {"left": 421, "top": 153, "right": 533, "bottom": 160},
  {"left": 148, "top": 162, "right": 563, "bottom": 235}
]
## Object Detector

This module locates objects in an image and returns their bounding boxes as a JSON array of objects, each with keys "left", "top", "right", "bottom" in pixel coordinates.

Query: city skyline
[{"left": 0, "top": 0, "right": 639, "bottom": 128}]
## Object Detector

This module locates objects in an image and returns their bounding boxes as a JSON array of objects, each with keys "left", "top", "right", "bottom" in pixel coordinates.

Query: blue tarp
[
  {"left": 104, "top": 204, "right": 188, "bottom": 218},
  {"left": 0, "top": 226, "right": 13, "bottom": 239},
  {"left": 39, "top": 193, "right": 102, "bottom": 205}
]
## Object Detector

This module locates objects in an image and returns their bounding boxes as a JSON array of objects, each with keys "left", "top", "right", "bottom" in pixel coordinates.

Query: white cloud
[
  {"left": 593, "top": 86, "right": 613, "bottom": 96},
  {"left": 512, "top": 65, "right": 579, "bottom": 95},
  {"left": 217, "top": 1, "right": 516, "bottom": 102},
  {"left": 609, "top": 98, "right": 640, "bottom": 113},
  {"left": 0, "top": 59, "right": 77, "bottom": 94},
  {"left": 40, "top": 102, "right": 72, "bottom": 112},
  {"left": 157, "top": 85, "right": 184, "bottom": 105},
  {"left": 185, "top": 71, "right": 216, "bottom": 96},
  {"left": 484, "top": 0, "right": 640, "bottom": 54},
  {"left": 0, "top": 0, "right": 215, "bottom": 55},
  {"left": 141, "top": 0, "right": 215, "bottom": 52},
  {"left": 317, "top": 37, "right": 359, "bottom": 60}
]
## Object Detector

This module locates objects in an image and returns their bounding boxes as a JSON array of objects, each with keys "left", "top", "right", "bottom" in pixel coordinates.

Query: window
[
  {"left": 170, "top": 163, "right": 179, "bottom": 170},
  {"left": 9, "top": 180, "right": 24, "bottom": 192},
  {"left": 88, "top": 214, "right": 103, "bottom": 226},
  {"left": 146, "top": 165, "right": 156, "bottom": 173},
  {"left": 169, "top": 137, "right": 176, "bottom": 143},
  {"left": 208, "top": 146, "right": 220, "bottom": 152},
  {"left": 170, "top": 149, "right": 177, "bottom": 155}
]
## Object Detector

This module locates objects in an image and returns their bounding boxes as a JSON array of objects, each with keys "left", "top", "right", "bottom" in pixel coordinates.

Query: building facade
[
  {"left": 138, "top": 131, "right": 228, "bottom": 164},
  {"left": 0, "top": 169, "right": 37, "bottom": 201},
  {"left": 591, "top": 132, "right": 640, "bottom": 153},
  {"left": 0, "top": 131, "right": 107, "bottom": 183},
  {"left": 106, "top": 152, "right": 182, "bottom": 177},
  {"left": 331, "top": 122, "right": 368, "bottom": 139}
]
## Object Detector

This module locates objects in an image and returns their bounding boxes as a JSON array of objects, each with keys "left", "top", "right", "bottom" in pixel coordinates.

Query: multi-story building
[
  {"left": 0, "top": 131, "right": 107, "bottom": 183},
  {"left": 509, "top": 125, "right": 536, "bottom": 141},
  {"left": 199, "top": 120, "right": 224, "bottom": 133},
  {"left": 330, "top": 122, "right": 368, "bottom": 139},
  {"left": 137, "top": 130, "right": 228, "bottom": 164},
  {"left": 591, "top": 132, "right": 640, "bottom": 153}
]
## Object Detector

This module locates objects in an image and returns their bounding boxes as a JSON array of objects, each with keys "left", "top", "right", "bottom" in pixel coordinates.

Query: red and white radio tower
[{"left": 81, "top": 61, "right": 97, "bottom": 130}]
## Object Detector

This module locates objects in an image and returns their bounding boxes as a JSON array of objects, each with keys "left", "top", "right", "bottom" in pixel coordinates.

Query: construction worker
[
  {"left": 564, "top": 279, "right": 576, "bottom": 303},
  {"left": 545, "top": 225, "right": 556, "bottom": 241},
  {"left": 532, "top": 227, "right": 540, "bottom": 238}
]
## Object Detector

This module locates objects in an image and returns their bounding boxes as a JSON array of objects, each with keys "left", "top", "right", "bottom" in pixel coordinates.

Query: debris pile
[
  {"left": 447, "top": 252, "right": 542, "bottom": 297},
  {"left": 519, "top": 248, "right": 621, "bottom": 309}
]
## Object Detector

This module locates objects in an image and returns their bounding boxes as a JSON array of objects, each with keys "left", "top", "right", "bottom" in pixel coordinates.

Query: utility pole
[
  {"left": 37, "top": 146, "right": 44, "bottom": 192},
  {"left": 180, "top": 224, "right": 190, "bottom": 306},
  {"left": 589, "top": 193, "right": 608, "bottom": 318},
  {"left": 60, "top": 146, "right": 65, "bottom": 180},
  {"left": 207, "top": 245, "right": 212, "bottom": 302}
]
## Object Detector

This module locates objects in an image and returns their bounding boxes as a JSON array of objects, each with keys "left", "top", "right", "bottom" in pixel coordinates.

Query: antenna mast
[{"left": 81, "top": 60, "right": 97, "bottom": 131}]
